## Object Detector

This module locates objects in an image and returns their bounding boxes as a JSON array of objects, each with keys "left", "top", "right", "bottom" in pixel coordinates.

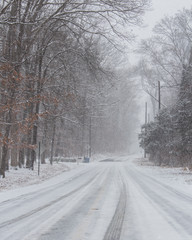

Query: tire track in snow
[
  {"left": 0, "top": 166, "right": 99, "bottom": 208},
  {"left": 126, "top": 166, "right": 192, "bottom": 236},
  {"left": 51, "top": 166, "right": 116, "bottom": 240},
  {"left": 103, "top": 176, "right": 126, "bottom": 240},
  {"left": 0, "top": 170, "right": 102, "bottom": 229},
  {"left": 132, "top": 165, "right": 192, "bottom": 203}
]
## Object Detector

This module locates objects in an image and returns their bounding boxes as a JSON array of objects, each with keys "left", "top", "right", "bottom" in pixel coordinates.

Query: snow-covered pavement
[{"left": 1, "top": 156, "right": 192, "bottom": 240}]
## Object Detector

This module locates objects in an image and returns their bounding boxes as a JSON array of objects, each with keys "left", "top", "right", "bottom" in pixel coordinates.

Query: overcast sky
[
  {"left": 129, "top": 0, "right": 192, "bottom": 63},
  {"left": 139, "top": 0, "right": 192, "bottom": 39}
]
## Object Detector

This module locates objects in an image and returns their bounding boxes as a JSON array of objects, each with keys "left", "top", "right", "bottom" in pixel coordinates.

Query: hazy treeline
[{"left": 139, "top": 7, "right": 192, "bottom": 167}]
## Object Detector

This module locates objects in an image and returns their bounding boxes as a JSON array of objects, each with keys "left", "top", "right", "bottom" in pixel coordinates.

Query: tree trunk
[
  {"left": 0, "top": 147, "right": 2, "bottom": 168},
  {"left": 50, "top": 120, "right": 56, "bottom": 165},
  {"left": 31, "top": 125, "right": 37, "bottom": 170},
  {"left": 26, "top": 129, "right": 32, "bottom": 168},
  {"left": 1, "top": 145, "right": 8, "bottom": 178},
  {"left": 0, "top": 108, "right": 12, "bottom": 178},
  {"left": 11, "top": 147, "right": 18, "bottom": 167},
  {"left": 41, "top": 120, "right": 48, "bottom": 164},
  {"left": 55, "top": 132, "right": 62, "bottom": 157},
  {"left": 31, "top": 100, "right": 40, "bottom": 169},
  {"left": 41, "top": 150, "right": 46, "bottom": 164},
  {"left": 19, "top": 148, "right": 25, "bottom": 168}
]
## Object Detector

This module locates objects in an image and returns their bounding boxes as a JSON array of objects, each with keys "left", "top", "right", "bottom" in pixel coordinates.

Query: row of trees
[
  {"left": 139, "top": 7, "right": 192, "bottom": 167},
  {"left": 0, "top": 0, "right": 149, "bottom": 177}
]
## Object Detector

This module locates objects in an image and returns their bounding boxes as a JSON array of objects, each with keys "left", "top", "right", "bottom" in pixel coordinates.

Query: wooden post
[
  {"left": 89, "top": 116, "right": 92, "bottom": 159},
  {"left": 144, "top": 102, "right": 147, "bottom": 158},
  {"left": 158, "top": 81, "right": 161, "bottom": 111},
  {"left": 38, "top": 142, "right": 41, "bottom": 176}
]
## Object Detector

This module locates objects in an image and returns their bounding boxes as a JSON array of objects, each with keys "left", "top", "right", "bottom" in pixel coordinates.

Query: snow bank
[
  {"left": 133, "top": 157, "right": 192, "bottom": 189},
  {"left": 0, "top": 161, "right": 80, "bottom": 192}
]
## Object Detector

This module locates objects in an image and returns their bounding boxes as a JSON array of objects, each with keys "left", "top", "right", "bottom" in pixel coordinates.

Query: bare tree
[{"left": 0, "top": 0, "right": 150, "bottom": 177}]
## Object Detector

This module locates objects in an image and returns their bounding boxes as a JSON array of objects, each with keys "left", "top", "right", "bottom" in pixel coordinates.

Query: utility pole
[
  {"left": 144, "top": 102, "right": 147, "bottom": 158},
  {"left": 38, "top": 142, "right": 41, "bottom": 176},
  {"left": 89, "top": 116, "right": 92, "bottom": 159},
  {"left": 158, "top": 81, "right": 161, "bottom": 111}
]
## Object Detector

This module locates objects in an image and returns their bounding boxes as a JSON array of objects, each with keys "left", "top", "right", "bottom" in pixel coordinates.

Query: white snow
[
  {"left": 1, "top": 154, "right": 192, "bottom": 240},
  {"left": 0, "top": 161, "right": 80, "bottom": 192},
  {"left": 133, "top": 157, "right": 192, "bottom": 193}
]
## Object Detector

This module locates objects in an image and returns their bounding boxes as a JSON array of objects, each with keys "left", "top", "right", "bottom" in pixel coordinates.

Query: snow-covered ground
[
  {"left": 0, "top": 154, "right": 109, "bottom": 192},
  {"left": 134, "top": 157, "right": 192, "bottom": 190},
  {"left": 1, "top": 155, "right": 192, "bottom": 240},
  {"left": 0, "top": 161, "right": 80, "bottom": 192}
]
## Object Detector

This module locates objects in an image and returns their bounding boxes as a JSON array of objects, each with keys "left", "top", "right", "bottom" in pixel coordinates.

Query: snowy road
[{"left": 1, "top": 157, "right": 192, "bottom": 240}]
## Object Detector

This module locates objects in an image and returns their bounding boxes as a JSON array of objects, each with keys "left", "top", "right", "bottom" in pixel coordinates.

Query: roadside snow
[
  {"left": 133, "top": 157, "right": 192, "bottom": 192},
  {"left": 2, "top": 154, "right": 191, "bottom": 195},
  {"left": 0, "top": 161, "right": 80, "bottom": 192},
  {"left": 1, "top": 155, "right": 192, "bottom": 240},
  {"left": 0, "top": 154, "right": 109, "bottom": 192}
]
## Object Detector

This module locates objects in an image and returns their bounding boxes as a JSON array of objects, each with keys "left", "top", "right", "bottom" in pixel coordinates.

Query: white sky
[
  {"left": 129, "top": 0, "right": 192, "bottom": 63},
  {"left": 138, "top": 0, "right": 192, "bottom": 39}
]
